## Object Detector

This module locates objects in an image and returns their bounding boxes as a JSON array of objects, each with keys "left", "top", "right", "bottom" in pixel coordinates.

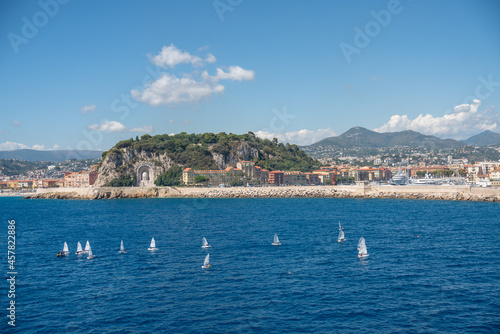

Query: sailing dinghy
[
  {"left": 119, "top": 240, "right": 127, "bottom": 253},
  {"left": 87, "top": 246, "right": 95, "bottom": 259},
  {"left": 57, "top": 242, "right": 69, "bottom": 257},
  {"left": 84, "top": 240, "right": 90, "bottom": 253},
  {"left": 272, "top": 234, "right": 281, "bottom": 246},
  {"left": 337, "top": 221, "right": 346, "bottom": 242},
  {"left": 202, "top": 237, "right": 211, "bottom": 248},
  {"left": 148, "top": 238, "right": 157, "bottom": 251},
  {"left": 357, "top": 237, "right": 369, "bottom": 258},
  {"left": 201, "top": 253, "right": 211, "bottom": 268},
  {"left": 75, "top": 241, "right": 83, "bottom": 254}
]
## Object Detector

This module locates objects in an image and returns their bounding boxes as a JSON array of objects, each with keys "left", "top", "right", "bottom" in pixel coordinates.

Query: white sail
[
  {"left": 338, "top": 229, "right": 345, "bottom": 240},
  {"left": 202, "top": 237, "right": 208, "bottom": 246},
  {"left": 273, "top": 234, "right": 280, "bottom": 245},
  {"left": 76, "top": 241, "right": 83, "bottom": 253},
  {"left": 120, "top": 240, "right": 125, "bottom": 252},
  {"left": 85, "top": 240, "right": 90, "bottom": 252},
  {"left": 358, "top": 237, "right": 368, "bottom": 255},
  {"left": 63, "top": 242, "right": 69, "bottom": 253},
  {"left": 87, "top": 246, "right": 94, "bottom": 259},
  {"left": 339, "top": 221, "right": 342, "bottom": 230},
  {"left": 148, "top": 237, "right": 156, "bottom": 250},
  {"left": 203, "top": 253, "right": 210, "bottom": 267}
]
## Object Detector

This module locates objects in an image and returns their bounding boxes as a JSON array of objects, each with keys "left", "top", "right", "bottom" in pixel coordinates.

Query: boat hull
[
  {"left": 272, "top": 242, "right": 281, "bottom": 246},
  {"left": 357, "top": 254, "right": 369, "bottom": 259}
]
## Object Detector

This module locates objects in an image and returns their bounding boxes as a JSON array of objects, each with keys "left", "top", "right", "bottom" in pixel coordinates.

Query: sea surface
[{"left": 1, "top": 197, "right": 499, "bottom": 333}]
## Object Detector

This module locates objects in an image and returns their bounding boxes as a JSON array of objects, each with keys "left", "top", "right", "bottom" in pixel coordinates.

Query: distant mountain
[
  {"left": 306, "top": 126, "right": 466, "bottom": 150},
  {"left": 463, "top": 130, "right": 500, "bottom": 146},
  {"left": 0, "top": 149, "right": 103, "bottom": 162}
]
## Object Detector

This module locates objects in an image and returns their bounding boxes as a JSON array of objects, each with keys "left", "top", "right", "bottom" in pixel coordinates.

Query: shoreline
[{"left": 23, "top": 185, "right": 500, "bottom": 202}]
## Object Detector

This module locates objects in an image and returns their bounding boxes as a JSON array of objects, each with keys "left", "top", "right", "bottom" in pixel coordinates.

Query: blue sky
[{"left": 1, "top": 0, "right": 499, "bottom": 151}]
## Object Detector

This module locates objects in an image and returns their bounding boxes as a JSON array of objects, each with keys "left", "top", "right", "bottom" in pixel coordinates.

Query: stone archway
[{"left": 136, "top": 164, "right": 155, "bottom": 187}]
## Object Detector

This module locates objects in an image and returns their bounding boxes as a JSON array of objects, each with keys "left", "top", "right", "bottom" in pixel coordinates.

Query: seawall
[{"left": 24, "top": 185, "right": 500, "bottom": 202}]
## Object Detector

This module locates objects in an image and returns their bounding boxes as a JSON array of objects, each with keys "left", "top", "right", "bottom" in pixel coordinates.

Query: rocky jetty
[{"left": 24, "top": 185, "right": 500, "bottom": 202}]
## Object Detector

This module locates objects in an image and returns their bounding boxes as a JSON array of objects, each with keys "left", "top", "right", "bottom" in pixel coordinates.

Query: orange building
[
  {"left": 268, "top": 171, "right": 284, "bottom": 185},
  {"left": 64, "top": 171, "right": 98, "bottom": 188}
]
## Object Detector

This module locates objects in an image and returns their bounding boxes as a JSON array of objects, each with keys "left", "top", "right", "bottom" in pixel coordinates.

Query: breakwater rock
[{"left": 24, "top": 185, "right": 500, "bottom": 202}]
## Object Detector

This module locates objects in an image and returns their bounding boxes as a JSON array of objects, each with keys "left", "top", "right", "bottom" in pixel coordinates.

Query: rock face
[
  {"left": 210, "top": 142, "right": 260, "bottom": 169},
  {"left": 94, "top": 148, "right": 176, "bottom": 187}
]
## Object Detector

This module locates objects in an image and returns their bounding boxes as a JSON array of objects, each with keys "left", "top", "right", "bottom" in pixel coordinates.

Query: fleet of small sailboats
[
  {"left": 119, "top": 240, "right": 127, "bottom": 253},
  {"left": 201, "top": 253, "right": 211, "bottom": 268},
  {"left": 202, "top": 237, "right": 211, "bottom": 248},
  {"left": 75, "top": 241, "right": 83, "bottom": 254},
  {"left": 272, "top": 233, "right": 281, "bottom": 246},
  {"left": 357, "top": 237, "right": 369, "bottom": 258},
  {"left": 337, "top": 221, "right": 346, "bottom": 242},
  {"left": 148, "top": 237, "right": 157, "bottom": 251},
  {"left": 57, "top": 228, "right": 370, "bottom": 265}
]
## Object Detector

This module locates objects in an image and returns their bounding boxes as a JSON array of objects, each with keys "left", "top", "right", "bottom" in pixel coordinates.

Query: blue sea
[{"left": 1, "top": 197, "right": 499, "bottom": 333}]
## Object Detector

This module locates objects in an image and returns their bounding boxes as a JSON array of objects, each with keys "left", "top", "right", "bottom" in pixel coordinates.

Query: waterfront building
[
  {"left": 283, "top": 171, "right": 307, "bottom": 186},
  {"left": 268, "top": 171, "right": 284, "bottom": 185},
  {"left": 64, "top": 171, "right": 98, "bottom": 188},
  {"left": 305, "top": 173, "right": 320, "bottom": 185}
]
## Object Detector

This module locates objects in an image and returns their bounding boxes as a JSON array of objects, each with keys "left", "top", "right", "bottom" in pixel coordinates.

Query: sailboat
[
  {"left": 148, "top": 237, "right": 157, "bottom": 251},
  {"left": 119, "top": 240, "right": 127, "bottom": 253},
  {"left": 202, "top": 237, "right": 211, "bottom": 248},
  {"left": 87, "top": 246, "right": 95, "bottom": 259},
  {"left": 63, "top": 242, "right": 70, "bottom": 255},
  {"left": 201, "top": 253, "right": 211, "bottom": 268},
  {"left": 272, "top": 233, "right": 281, "bottom": 246},
  {"left": 84, "top": 240, "right": 90, "bottom": 253},
  {"left": 357, "top": 237, "right": 369, "bottom": 258},
  {"left": 337, "top": 221, "right": 346, "bottom": 242},
  {"left": 75, "top": 241, "right": 83, "bottom": 254},
  {"left": 57, "top": 242, "right": 69, "bottom": 257}
]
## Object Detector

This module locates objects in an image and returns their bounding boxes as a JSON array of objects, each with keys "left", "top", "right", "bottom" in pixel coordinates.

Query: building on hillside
[
  {"left": 283, "top": 171, "right": 307, "bottom": 186},
  {"left": 260, "top": 169, "right": 269, "bottom": 184},
  {"left": 90, "top": 164, "right": 99, "bottom": 172},
  {"left": 0, "top": 182, "right": 7, "bottom": 189},
  {"left": 268, "top": 171, "right": 284, "bottom": 185},
  {"left": 64, "top": 171, "right": 98, "bottom": 188}
]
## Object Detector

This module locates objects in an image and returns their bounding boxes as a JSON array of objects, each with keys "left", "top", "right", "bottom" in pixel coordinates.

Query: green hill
[{"left": 97, "top": 132, "right": 320, "bottom": 187}]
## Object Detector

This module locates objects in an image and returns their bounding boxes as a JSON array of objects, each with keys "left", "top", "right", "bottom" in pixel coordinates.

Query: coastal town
[{"left": 2, "top": 156, "right": 500, "bottom": 193}]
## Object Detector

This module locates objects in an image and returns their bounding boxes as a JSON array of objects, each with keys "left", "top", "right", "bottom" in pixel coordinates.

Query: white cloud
[
  {"left": 149, "top": 44, "right": 215, "bottom": 68},
  {"left": 168, "top": 120, "right": 175, "bottom": 124},
  {"left": 87, "top": 121, "right": 153, "bottom": 133},
  {"left": 133, "top": 44, "right": 254, "bottom": 107},
  {"left": 13, "top": 120, "right": 22, "bottom": 126},
  {"left": 214, "top": 66, "right": 255, "bottom": 81},
  {"left": 52, "top": 144, "right": 61, "bottom": 150},
  {"left": 255, "top": 128, "right": 337, "bottom": 146},
  {"left": 80, "top": 104, "right": 97, "bottom": 114},
  {"left": 374, "top": 99, "right": 500, "bottom": 139},
  {"left": 0, "top": 141, "right": 28, "bottom": 150},
  {"left": 131, "top": 73, "right": 225, "bottom": 106},
  {"left": 0, "top": 142, "right": 59, "bottom": 151}
]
